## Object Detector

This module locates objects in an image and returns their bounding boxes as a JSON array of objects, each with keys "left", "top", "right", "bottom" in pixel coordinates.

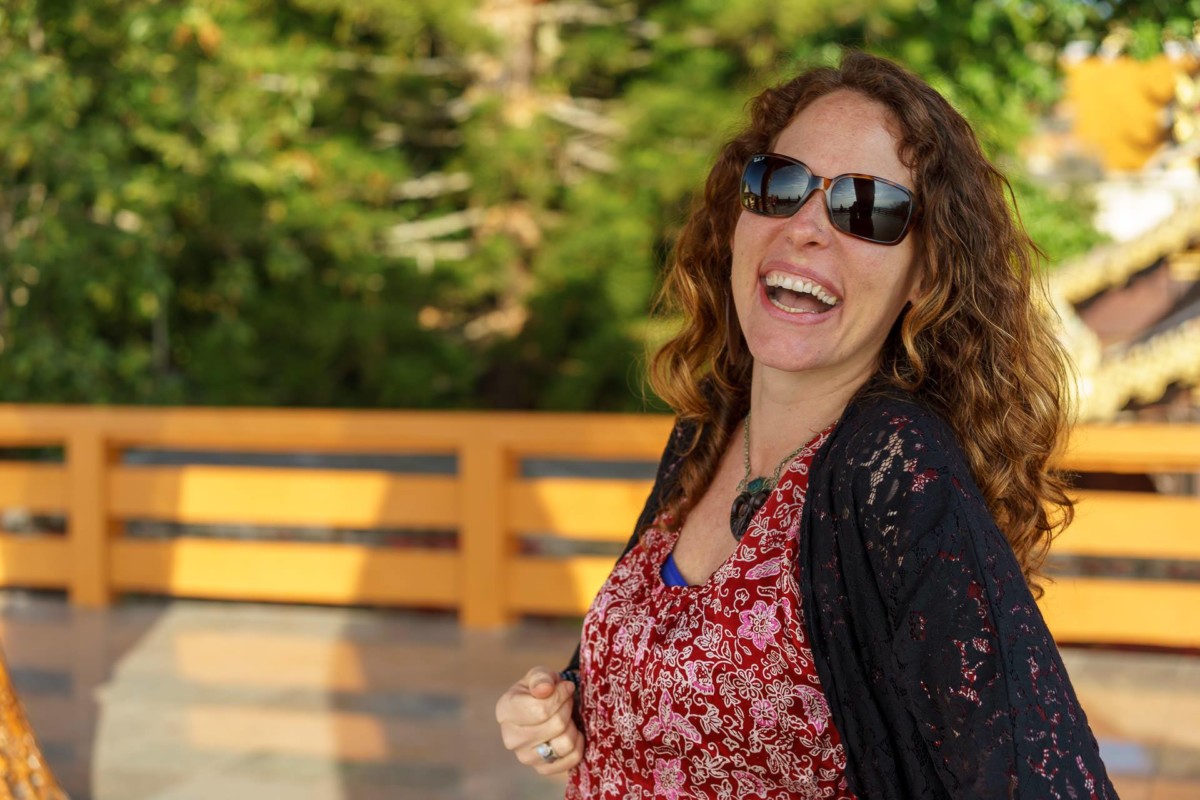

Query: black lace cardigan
[{"left": 566, "top": 391, "right": 1115, "bottom": 799}]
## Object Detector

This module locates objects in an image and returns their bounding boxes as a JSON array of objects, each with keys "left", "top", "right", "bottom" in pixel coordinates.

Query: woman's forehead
[{"left": 772, "top": 90, "right": 911, "bottom": 187}]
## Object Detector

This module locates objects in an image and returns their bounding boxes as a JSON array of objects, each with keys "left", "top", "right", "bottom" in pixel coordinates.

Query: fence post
[
  {"left": 67, "top": 429, "right": 113, "bottom": 607},
  {"left": 459, "top": 432, "right": 512, "bottom": 629}
]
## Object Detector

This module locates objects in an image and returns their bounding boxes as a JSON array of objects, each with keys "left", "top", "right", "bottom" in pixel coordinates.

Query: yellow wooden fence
[{"left": 0, "top": 406, "right": 1196, "bottom": 647}]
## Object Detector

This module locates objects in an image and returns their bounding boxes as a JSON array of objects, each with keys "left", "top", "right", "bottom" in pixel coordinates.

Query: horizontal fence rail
[{"left": 0, "top": 406, "right": 1196, "bottom": 647}]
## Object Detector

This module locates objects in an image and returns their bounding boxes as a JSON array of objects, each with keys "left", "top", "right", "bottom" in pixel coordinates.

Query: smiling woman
[
  {"left": 730, "top": 90, "right": 923, "bottom": 391},
  {"left": 496, "top": 50, "right": 1115, "bottom": 799}
]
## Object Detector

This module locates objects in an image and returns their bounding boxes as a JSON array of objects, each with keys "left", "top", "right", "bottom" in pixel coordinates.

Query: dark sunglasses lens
[
  {"left": 742, "top": 157, "right": 812, "bottom": 217},
  {"left": 828, "top": 177, "right": 912, "bottom": 243}
]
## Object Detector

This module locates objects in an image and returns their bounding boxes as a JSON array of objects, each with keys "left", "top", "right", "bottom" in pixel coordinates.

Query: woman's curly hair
[{"left": 649, "top": 50, "right": 1074, "bottom": 595}]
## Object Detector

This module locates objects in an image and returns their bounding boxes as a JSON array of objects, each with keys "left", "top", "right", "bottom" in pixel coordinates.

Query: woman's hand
[{"left": 495, "top": 665, "right": 583, "bottom": 775}]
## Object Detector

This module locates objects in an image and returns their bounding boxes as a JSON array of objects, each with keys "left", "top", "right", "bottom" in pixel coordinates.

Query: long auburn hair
[{"left": 649, "top": 50, "right": 1074, "bottom": 595}]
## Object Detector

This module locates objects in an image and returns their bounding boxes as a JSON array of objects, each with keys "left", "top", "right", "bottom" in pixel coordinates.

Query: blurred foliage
[
  {"left": 0, "top": 0, "right": 486, "bottom": 406},
  {"left": 0, "top": 1, "right": 1191, "bottom": 410}
]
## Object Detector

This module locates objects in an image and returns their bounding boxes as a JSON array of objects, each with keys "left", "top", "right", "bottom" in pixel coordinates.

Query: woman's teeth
[{"left": 764, "top": 274, "right": 839, "bottom": 314}]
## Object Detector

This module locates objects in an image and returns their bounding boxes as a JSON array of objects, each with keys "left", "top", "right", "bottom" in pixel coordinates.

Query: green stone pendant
[{"left": 745, "top": 477, "right": 771, "bottom": 494}]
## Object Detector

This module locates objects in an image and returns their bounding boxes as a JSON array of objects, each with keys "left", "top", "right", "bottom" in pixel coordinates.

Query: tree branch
[
  {"left": 536, "top": 1, "right": 635, "bottom": 26},
  {"left": 387, "top": 208, "right": 484, "bottom": 246},
  {"left": 563, "top": 139, "right": 617, "bottom": 173},
  {"left": 392, "top": 172, "right": 473, "bottom": 200},
  {"left": 544, "top": 98, "right": 625, "bottom": 137}
]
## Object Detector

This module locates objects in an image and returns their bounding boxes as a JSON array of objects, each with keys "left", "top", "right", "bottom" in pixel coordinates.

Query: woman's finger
[
  {"left": 519, "top": 725, "right": 583, "bottom": 774},
  {"left": 503, "top": 688, "right": 576, "bottom": 752}
]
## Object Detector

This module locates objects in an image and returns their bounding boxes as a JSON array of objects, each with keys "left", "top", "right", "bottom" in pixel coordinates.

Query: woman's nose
[{"left": 782, "top": 190, "right": 831, "bottom": 246}]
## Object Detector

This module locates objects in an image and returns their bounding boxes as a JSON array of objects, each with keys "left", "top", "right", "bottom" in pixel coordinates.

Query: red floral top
[{"left": 567, "top": 428, "right": 855, "bottom": 800}]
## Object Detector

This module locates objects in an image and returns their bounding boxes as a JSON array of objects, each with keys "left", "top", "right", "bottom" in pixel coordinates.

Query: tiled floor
[{"left": 0, "top": 591, "right": 1195, "bottom": 799}]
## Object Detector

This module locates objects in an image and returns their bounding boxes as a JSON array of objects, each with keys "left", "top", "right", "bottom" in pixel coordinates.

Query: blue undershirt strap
[{"left": 660, "top": 552, "right": 689, "bottom": 587}]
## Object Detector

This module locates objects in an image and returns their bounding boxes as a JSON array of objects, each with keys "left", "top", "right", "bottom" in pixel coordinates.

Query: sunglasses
[{"left": 740, "top": 153, "right": 918, "bottom": 245}]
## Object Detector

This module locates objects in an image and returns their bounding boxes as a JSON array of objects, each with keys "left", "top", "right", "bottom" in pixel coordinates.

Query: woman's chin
[
  {"left": 745, "top": 345, "right": 828, "bottom": 377},
  {"left": 745, "top": 342, "right": 883, "bottom": 388}
]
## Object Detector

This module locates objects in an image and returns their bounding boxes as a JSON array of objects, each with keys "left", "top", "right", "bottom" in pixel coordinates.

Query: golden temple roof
[
  {"left": 1051, "top": 201, "right": 1200, "bottom": 420},
  {"left": 1053, "top": 202, "right": 1200, "bottom": 305}
]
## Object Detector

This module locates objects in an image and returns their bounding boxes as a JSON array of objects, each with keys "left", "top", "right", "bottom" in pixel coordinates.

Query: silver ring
[{"left": 535, "top": 741, "right": 558, "bottom": 763}]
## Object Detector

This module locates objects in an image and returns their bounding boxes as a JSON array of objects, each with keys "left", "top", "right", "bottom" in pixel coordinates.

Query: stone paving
[{"left": 0, "top": 591, "right": 1196, "bottom": 799}]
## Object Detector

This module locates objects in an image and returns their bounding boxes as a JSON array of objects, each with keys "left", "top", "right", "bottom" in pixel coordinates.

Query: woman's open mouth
[{"left": 763, "top": 272, "right": 840, "bottom": 314}]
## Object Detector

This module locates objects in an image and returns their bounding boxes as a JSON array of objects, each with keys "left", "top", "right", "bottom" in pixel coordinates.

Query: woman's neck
[{"left": 745, "top": 362, "right": 871, "bottom": 474}]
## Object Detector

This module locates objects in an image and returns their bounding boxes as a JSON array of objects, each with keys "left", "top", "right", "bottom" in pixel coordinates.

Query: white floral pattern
[{"left": 567, "top": 428, "right": 854, "bottom": 799}]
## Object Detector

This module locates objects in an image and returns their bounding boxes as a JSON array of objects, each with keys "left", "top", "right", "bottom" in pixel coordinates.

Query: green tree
[{"left": 0, "top": 0, "right": 487, "bottom": 406}]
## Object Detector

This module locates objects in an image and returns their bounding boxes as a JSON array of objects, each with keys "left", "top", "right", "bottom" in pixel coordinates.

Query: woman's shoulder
[
  {"left": 814, "top": 389, "right": 993, "bottom": 571},
  {"left": 823, "top": 389, "right": 968, "bottom": 479}
]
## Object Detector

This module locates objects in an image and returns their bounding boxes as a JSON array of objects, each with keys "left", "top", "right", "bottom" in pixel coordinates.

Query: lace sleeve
[{"left": 850, "top": 410, "right": 1113, "bottom": 799}]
